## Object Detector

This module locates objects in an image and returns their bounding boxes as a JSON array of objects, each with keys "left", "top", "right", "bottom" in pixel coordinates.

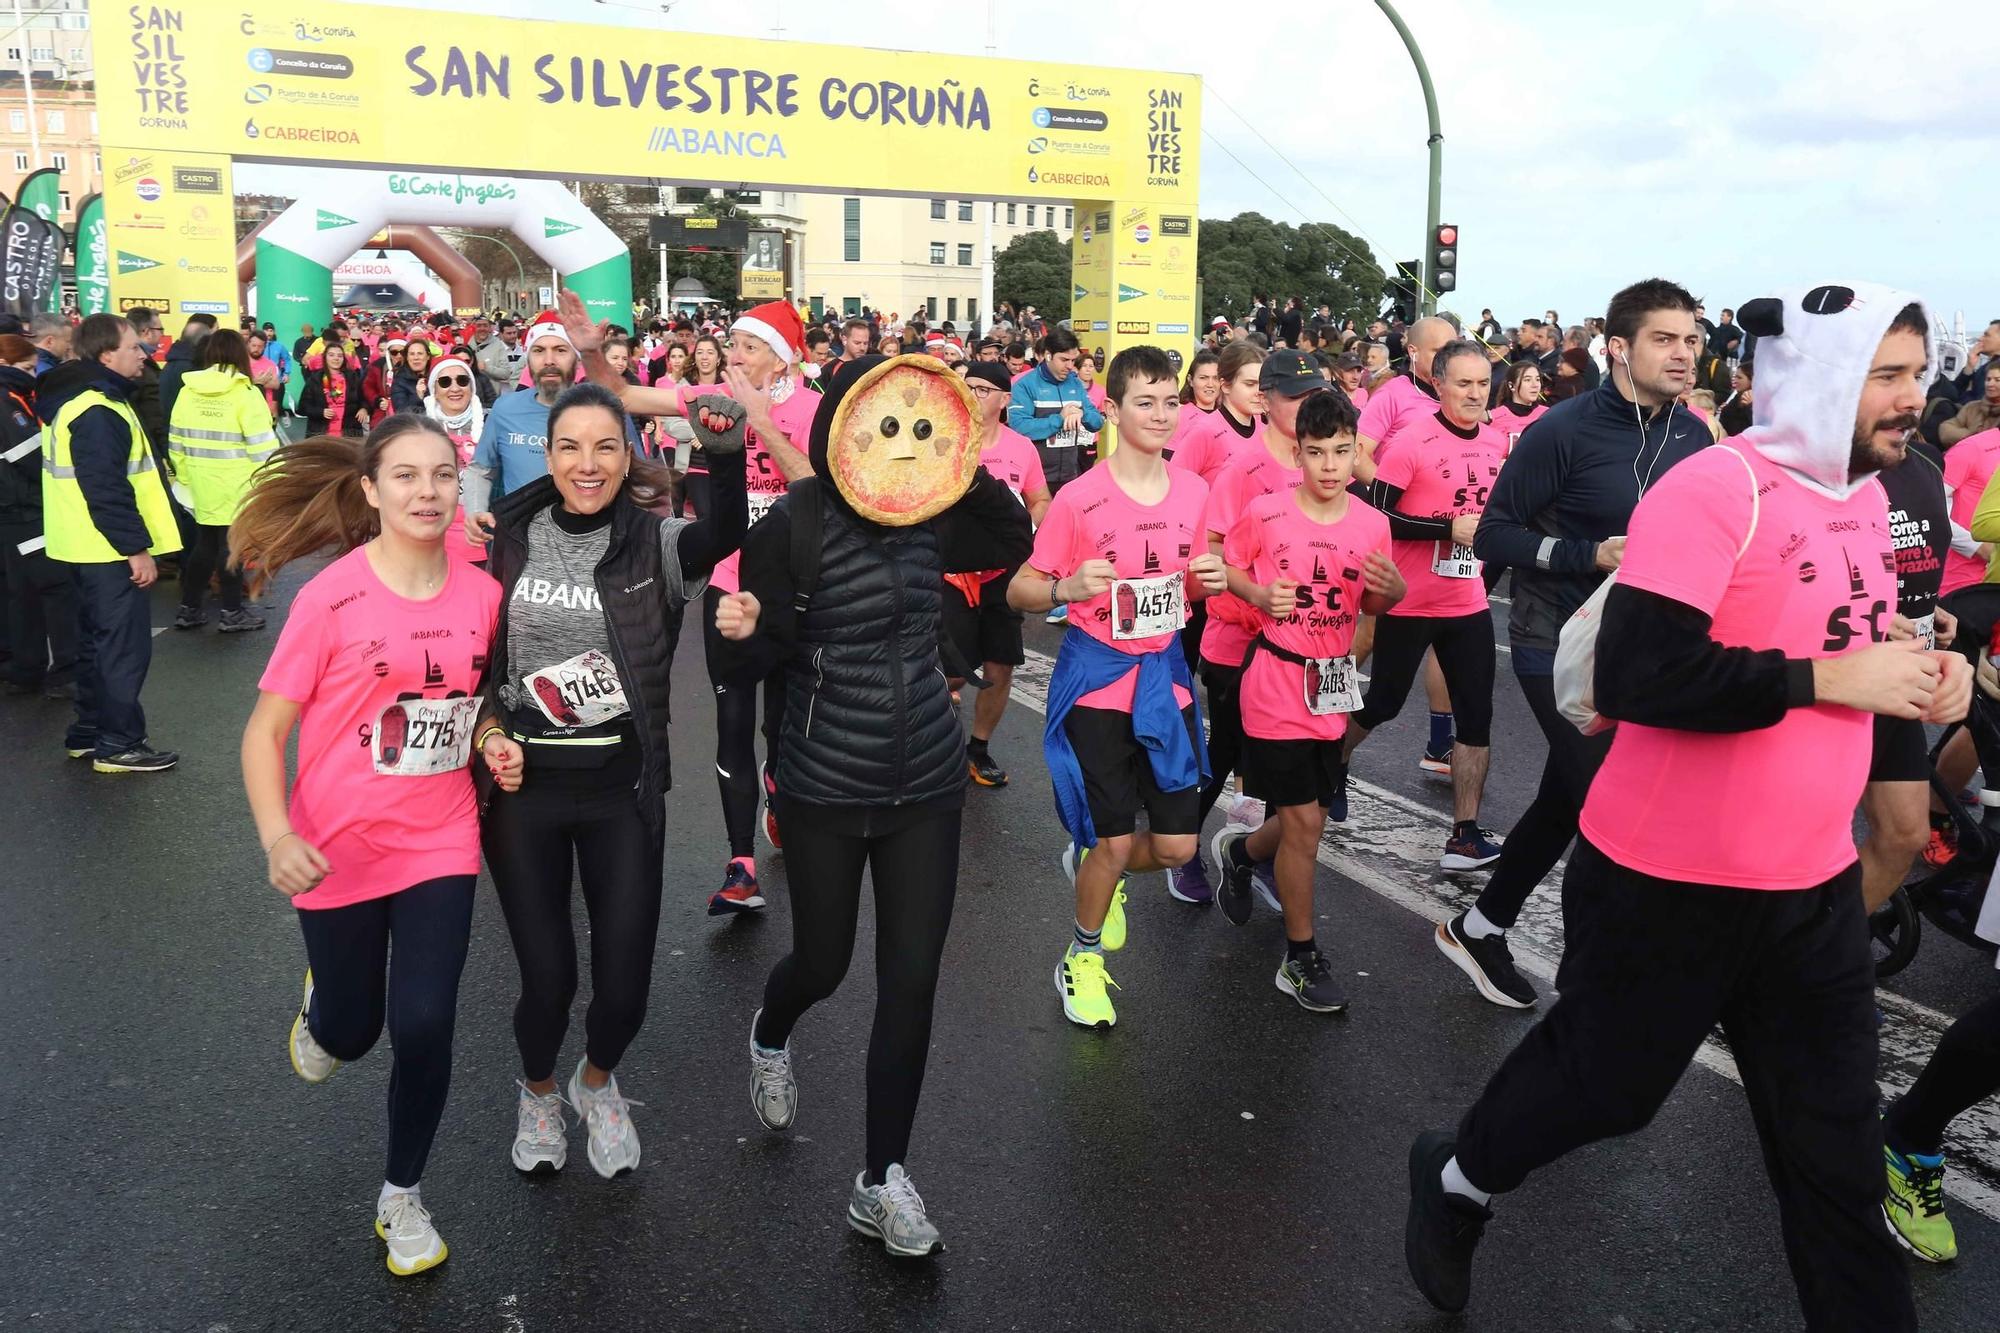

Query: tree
[
  {"left": 994, "top": 229, "right": 1073, "bottom": 323},
  {"left": 1197, "top": 213, "right": 1385, "bottom": 330}
]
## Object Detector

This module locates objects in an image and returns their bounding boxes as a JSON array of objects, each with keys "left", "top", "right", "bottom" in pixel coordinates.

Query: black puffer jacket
[{"left": 0, "top": 364, "right": 38, "bottom": 523}]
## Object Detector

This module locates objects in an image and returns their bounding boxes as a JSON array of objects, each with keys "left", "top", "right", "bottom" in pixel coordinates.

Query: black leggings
[
  {"left": 1886, "top": 990, "right": 2000, "bottom": 1155},
  {"left": 1473, "top": 670, "right": 1614, "bottom": 928},
  {"left": 754, "top": 798, "right": 961, "bottom": 1182},
  {"left": 1196, "top": 659, "right": 1243, "bottom": 827},
  {"left": 484, "top": 779, "right": 666, "bottom": 1082},
  {"left": 179, "top": 521, "right": 244, "bottom": 613},
  {"left": 1352, "top": 608, "right": 1495, "bottom": 746},
  {"left": 704, "top": 585, "right": 786, "bottom": 859},
  {"left": 296, "top": 875, "right": 476, "bottom": 1188}
]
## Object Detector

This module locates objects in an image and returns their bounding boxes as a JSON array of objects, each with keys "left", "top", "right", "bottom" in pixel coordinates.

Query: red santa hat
[
  {"left": 731, "top": 300, "right": 804, "bottom": 365},
  {"left": 525, "top": 310, "right": 572, "bottom": 350},
  {"left": 427, "top": 353, "right": 476, "bottom": 394}
]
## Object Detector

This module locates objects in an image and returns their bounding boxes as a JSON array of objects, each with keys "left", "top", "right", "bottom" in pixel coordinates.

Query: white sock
[
  {"left": 379, "top": 1180, "right": 419, "bottom": 1212},
  {"left": 1441, "top": 1156, "right": 1491, "bottom": 1207},
  {"left": 1463, "top": 906, "right": 1504, "bottom": 940}
]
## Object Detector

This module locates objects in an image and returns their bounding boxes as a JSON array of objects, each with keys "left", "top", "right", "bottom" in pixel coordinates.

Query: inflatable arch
[
  {"left": 237, "top": 222, "right": 481, "bottom": 317},
  {"left": 253, "top": 170, "right": 631, "bottom": 330}
]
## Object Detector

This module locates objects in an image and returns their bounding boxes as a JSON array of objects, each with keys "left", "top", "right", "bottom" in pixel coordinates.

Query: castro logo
[
  {"left": 134, "top": 178, "right": 162, "bottom": 202},
  {"left": 1133, "top": 223, "right": 1151, "bottom": 243}
]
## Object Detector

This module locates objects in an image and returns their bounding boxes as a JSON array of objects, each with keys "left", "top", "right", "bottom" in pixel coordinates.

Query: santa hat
[
  {"left": 731, "top": 300, "right": 804, "bottom": 365},
  {"left": 525, "top": 310, "right": 572, "bottom": 350},
  {"left": 383, "top": 332, "right": 408, "bottom": 350},
  {"left": 427, "top": 353, "right": 476, "bottom": 394}
]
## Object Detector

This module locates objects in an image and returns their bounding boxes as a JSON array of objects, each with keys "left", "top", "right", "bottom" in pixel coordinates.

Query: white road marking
[{"left": 1011, "top": 644, "right": 2000, "bottom": 1223}]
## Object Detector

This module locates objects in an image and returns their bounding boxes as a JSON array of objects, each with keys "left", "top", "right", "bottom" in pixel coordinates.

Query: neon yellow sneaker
[
  {"left": 1055, "top": 948, "right": 1119, "bottom": 1028},
  {"left": 1062, "top": 844, "right": 1129, "bottom": 953},
  {"left": 1883, "top": 1144, "right": 1957, "bottom": 1262}
]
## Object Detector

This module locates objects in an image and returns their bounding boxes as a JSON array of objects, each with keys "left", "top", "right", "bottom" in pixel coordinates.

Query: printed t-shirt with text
[
  {"left": 1199, "top": 443, "right": 1303, "bottom": 668},
  {"left": 1356, "top": 373, "right": 1437, "bottom": 456},
  {"left": 258, "top": 547, "right": 502, "bottom": 911},
  {"left": 1374, "top": 413, "right": 1508, "bottom": 617},
  {"left": 1169, "top": 406, "right": 1261, "bottom": 486},
  {"left": 1940, "top": 427, "right": 2000, "bottom": 595},
  {"left": 1227, "top": 490, "right": 1392, "bottom": 741},
  {"left": 1030, "top": 462, "right": 1208, "bottom": 712},
  {"left": 1580, "top": 446, "right": 1896, "bottom": 890}
]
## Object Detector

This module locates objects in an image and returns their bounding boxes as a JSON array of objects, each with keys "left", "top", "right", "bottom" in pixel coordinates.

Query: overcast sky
[{"left": 302, "top": 0, "right": 2000, "bottom": 333}]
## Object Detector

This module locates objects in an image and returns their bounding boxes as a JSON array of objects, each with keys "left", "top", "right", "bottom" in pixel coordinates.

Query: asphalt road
[{"left": 5, "top": 569, "right": 2000, "bottom": 1332}]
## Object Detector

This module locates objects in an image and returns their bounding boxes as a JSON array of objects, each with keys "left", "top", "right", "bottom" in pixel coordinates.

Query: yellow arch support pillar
[{"left": 1071, "top": 200, "right": 1200, "bottom": 455}]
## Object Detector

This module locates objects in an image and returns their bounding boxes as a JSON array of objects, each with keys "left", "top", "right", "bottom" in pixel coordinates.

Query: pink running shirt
[
  {"left": 1030, "top": 461, "right": 1208, "bottom": 712},
  {"left": 678, "top": 379, "right": 816, "bottom": 593},
  {"left": 259, "top": 546, "right": 502, "bottom": 911},
  {"left": 1375, "top": 414, "right": 1508, "bottom": 618},
  {"left": 1227, "top": 490, "right": 1392, "bottom": 741},
  {"left": 1357, "top": 374, "right": 1438, "bottom": 457},
  {"left": 1941, "top": 428, "right": 2000, "bottom": 594},
  {"left": 979, "top": 425, "right": 1047, "bottom": 504},
  {"left": 1169, "top": 406, "right": 1263, "bottom": 486},
  {"left": 1199, "top": 441, "right": 1304, "bottom": 667},
  {"left": 1580, "top": 446, "right": 1896, "bottom": 889},
  {"left": 1490, "top": 402, "right": 1548, "bottom": 457}
]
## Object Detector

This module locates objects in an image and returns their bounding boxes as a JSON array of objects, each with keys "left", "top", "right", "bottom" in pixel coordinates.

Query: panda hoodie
[{"left": 1581, "top": 280, "right": 1932, "bottom": 889}]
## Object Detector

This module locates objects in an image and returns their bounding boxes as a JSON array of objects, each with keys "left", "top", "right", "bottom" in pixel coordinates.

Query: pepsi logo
[{"left": 135, "top": 178, "right": 162, "bottom": 202}]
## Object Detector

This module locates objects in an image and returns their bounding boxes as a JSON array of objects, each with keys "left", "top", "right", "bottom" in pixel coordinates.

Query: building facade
[{"left": 0, "top": 0, "right": 96, "bottom": 239}]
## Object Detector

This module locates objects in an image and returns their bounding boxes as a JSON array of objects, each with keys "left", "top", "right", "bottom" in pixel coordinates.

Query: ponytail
[{"left": 229, "top": 416, "right": 455, "bottom": 594}]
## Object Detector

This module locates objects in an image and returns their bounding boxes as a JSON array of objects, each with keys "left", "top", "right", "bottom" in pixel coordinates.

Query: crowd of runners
[{"left": 18, "top": 264, "right": 2000, "bottom": 1331}]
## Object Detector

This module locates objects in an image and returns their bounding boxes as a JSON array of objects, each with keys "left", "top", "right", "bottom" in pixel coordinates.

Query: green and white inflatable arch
[{"left": 255, "top": 169, "right": 630, "bottom": 329}]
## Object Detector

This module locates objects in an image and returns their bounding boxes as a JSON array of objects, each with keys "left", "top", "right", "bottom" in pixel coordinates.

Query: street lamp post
[{"left": 1374, "top": 0, "right": 1442, "bottom": 317}]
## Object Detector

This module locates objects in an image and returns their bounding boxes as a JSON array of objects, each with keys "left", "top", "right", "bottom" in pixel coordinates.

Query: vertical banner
[
  {"left": 27, "top": 212, "right": 65, "bottom": 312},
  {"left": 74, "top": 193, "right": 108, "bottom": 314},
  {"left": 740, "top": 229, "right": 784, "bottom": 301},
  {"left": 16, "top": 167, "right": 60, "bottom": 224},
  {"left": 0, "top": 205, "right": 42, "bottom": 316},
  {"left": 102, "top": 148, "right": 237, "bottom": 334}
]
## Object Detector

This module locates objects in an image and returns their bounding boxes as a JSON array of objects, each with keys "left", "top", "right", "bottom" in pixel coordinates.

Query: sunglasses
[{"left": 436, "top": 374, "right": 472, "bottom": 388}]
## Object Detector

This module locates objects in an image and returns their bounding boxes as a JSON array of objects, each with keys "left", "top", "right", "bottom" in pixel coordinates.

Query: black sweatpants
[
  {"left": 67, "top": 560, "right": 153, "bottom": 756},
  {"left": 1472, "top": 670, "right": 1613, "bottom": 928},
  {"left": 1455, "top": 840, "right": 1913, "bottom": 1332},
  {"left": 1353, "top": 608, "right": 1495, "bottom": 746},
  {"left": 1196, "top": 659, "right": 1243, "bottom": 828},
  {"left": 178, "top": 521, "right": 244, "bottom": 614},
  {"left": 296, "top": 875, "right": 476, "bottom": 1188},
  {"left": 0, "top": 520, "right": 77, "bottom": 689},
  {"left": 704, "top": 584, "right": 785, "bottom": 860},
  {"left": 1886, "top": 989, "right": 2000, "bottom": 1156},
  {"left": 754, "top": 798, "right": 961, "bottom": 1183},
  {"left": 484, "top": 778, "right": 666, "bottom": 1082}
]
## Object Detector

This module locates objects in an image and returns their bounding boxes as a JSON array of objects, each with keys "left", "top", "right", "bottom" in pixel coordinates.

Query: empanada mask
[{"left": 825, "top": 354, "right": 982, "bottom": 526}]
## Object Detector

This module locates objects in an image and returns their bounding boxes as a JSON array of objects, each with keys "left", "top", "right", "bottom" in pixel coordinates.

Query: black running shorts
[{"left": 1063, "top": 703, "right": 1202, "bottom": 838}]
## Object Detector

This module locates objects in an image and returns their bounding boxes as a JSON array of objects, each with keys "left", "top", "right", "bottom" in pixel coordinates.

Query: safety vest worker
[{"left": 167, "top": 362, "right": 278, "bottom": 526}]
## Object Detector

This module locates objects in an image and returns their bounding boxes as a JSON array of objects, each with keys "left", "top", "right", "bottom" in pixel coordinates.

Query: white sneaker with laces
[
  {"left": 511, "top": 1083, "right": 568, "bottom": 1173},
  {"left": 749, "top": 1009, "right": 798, "bottom": 1131},
  {"left": 568, "top": 1062, "right": 642, "bottom": 1178},
  {"left": 1229, "top": 794, "right": 1266, "bottom": 830},
  {"left": 375, "top": 1192, "right": 448, "bottom": 1276},
  {"left": 288, "top": 970, "right": 338, "bottom": 1084},
  {"left": 848, "top": 1163, "right": 942, "bottom": 1257}
]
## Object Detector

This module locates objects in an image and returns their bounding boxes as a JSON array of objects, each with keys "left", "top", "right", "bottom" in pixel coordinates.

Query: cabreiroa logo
[
  {"left": 316, "top": 209, "right": 357, "bottom": 231},
  {"left": 116, "top": 250, "right": 162, "bottom": 275}
]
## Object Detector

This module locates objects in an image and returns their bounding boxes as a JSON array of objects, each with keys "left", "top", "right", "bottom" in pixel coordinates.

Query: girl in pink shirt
[
  {"left": 234, "top": 416, "right": 509, "bottom": 1278},
  {"left": 1490, "top": 362, "right": 1548, "bottom": 456},
  {"left": 1170, "top": 342, "right": 1266, "bottom": 485}
]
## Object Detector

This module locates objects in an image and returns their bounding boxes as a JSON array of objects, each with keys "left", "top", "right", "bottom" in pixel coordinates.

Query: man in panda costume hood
[{"left": 1406, "top": 282, "right": 1970, "bottom": 1330}]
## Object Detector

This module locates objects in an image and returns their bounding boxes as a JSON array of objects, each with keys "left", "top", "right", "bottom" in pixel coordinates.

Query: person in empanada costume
[{"left": 710, "top": 354, "right": 1032, "bottom": 1257}]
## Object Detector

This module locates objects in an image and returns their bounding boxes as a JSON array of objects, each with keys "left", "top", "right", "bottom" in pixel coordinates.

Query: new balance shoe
[
  {"left": 709, "top": 858, "right": 766, "bottom": 915},
  {"left": 1166, "top": 855, "right": 1214, "bottom": 905},
  {"left": 288, "top": 970, "right": 338, "bottom": 1083},
  {"left": 217, "top": 608, "right": 268, "bottom": 633},
  {"left": 1276, "top": 948, "right": 1348, "bottom": 1013},
  {"left": 1883, "top": 1142, "right": 1956, "bottom": 1262},
  {"left": 1419, "top": 747, "right": 1453, "bottom": 778},
  {"left": 1406, "top": 1130, "right": 1489, "bottom": 1314},
  {"left": 849, "top": 1164, "right": 942, "bottom": 1257},
  {"left": 568, "top": 1064, "right": 642, "bottom": 1178},
  {"left": 749, "top": 1008, "right": 798, "bottom": 1131},
  {"left": 1435, "top": 913, "right": 1536, "bottom": 1009},
  {"left": 510, "top": 1084, "right": 568, "bottom": 1173},
  {"left": 92, "top": 744, "right": 178, "bottom": 774},
  {"left": 1211, "top": 827, "right": 1255, "bottom": 926},
  {"left": 375, "top": 1192, "right": 449, "bottom": 1276},
  {"left": 1441, "top": 828, "right": 1504, "bottom": 871},
  {"left": 1055, "top": 948, "right": 1118, "bottom": 1028},
  {"left": 1062, "top": 843, "right": 1127, "bottom": 952}
]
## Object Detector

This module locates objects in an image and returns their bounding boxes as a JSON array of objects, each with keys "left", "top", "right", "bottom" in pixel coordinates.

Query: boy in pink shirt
[
  {"left": 1214, "top": 391, "right": 1401, "bottom": 1011},
  {"left": 1407, "top": 284, "right": 1967, "bottom": 1332},
  {"left": 1010, "top": 346, "right": 1227, "bottom": 1030}
]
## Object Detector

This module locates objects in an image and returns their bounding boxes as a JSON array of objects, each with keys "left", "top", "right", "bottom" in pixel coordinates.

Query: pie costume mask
[{"left": 824, "top": 354, "right": 982, "bottom": 527}]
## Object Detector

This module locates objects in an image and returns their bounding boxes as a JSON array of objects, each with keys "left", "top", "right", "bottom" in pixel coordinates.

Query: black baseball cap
[
  {"left": 1259, "top": 350, "right": 1323, "bottom": 397},
  {"left": 1334, "top": 350, "right": 1364, "bottom": 370},
  {"left": 961, "top": 360, "right": 1011, "bottom": 393}
]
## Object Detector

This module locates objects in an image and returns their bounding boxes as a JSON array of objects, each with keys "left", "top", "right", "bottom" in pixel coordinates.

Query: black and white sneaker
[
  {"left": 1275, "top": 949, "right": 1348, "bottom": 1013},
  {"left": 1209, "top": 827, "right": 1255, "bottom": 926},
  {"left": 92, "top": 744, "right": 179, "bottom": 774},
  {"left": 1406, "top": 1130, "right": 1490, "bottom": 1314},
  {"left": 1435, "top": 912, "right": 1536, "bottom": 1009}
]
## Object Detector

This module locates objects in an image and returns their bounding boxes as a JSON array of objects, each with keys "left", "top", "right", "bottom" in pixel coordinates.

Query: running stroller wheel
[{"left": 1870, "top": 887, "right": 1921, "bottom": 979}]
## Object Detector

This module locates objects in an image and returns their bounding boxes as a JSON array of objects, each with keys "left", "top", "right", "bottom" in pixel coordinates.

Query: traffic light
[
  {"left": 1429, "top": 223, "right": 1458, "bottom": 295},
  {"left": 1386, "top": 259, "right": 1421, "bottom": 323}
]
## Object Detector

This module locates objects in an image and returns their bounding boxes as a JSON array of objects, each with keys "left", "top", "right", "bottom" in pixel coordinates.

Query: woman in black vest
[
  {"left": 714, "top": 356, "right": 1032, "bottom": 1257},
  {"left": 479, "top": 382, "right": 747, "bottom": 1181}
]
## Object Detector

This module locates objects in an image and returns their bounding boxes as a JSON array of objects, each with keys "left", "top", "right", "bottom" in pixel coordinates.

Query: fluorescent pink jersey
[
  {"left": 979, "top": 425, "right": 1047, "bottom": 504},
  {"left": 1031, "top": 462, "right": 1208, "bottom": 712},
  {"left": 1227, "top": 490, "right": 1392, "bottom": 740},
  {"left": 258, "top": 547, "right": 502, "bottom": 911},
  {"left": 1490, "top": 402, "right": 1548, "bottom": 456},
  {"left": 1199, "top": 442, "right": 1304, "bottom": 667},
  {"left": 1357, "top": 374, "right": 1439, "bottom": 457},
  {"left": 1347, "top": 383, "right": 1370, "bottom": 412},
  {"left": 1942, "top": 428, "right": 2000, "bottom": 594},
  {"left": 677, "top": 378, "right": 815, "bottom": 593},
  {"left": 1580, "top": 446, "right": 1896, "bottom": 889},
  {"left": 1375, "top": 414, "right": 1508, "bottom": 618},
  {"left": 1169, "top": 406, "right": 1262, "bottom": 486}
]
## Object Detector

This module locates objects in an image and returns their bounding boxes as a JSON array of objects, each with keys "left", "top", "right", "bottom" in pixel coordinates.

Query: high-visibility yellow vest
[{"left": 42, "top": 389, "right": 183, "bottom": 563}]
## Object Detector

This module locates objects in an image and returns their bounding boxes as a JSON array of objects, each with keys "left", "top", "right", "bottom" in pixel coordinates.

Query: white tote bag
[{"left": 1555, "top": 446, "right": 1760, "bottom": 735}]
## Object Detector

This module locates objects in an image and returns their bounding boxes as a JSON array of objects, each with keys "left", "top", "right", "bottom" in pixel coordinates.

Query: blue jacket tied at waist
[{"left": 1043, "top": 627, "right": 1208, "bottom": 849}]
